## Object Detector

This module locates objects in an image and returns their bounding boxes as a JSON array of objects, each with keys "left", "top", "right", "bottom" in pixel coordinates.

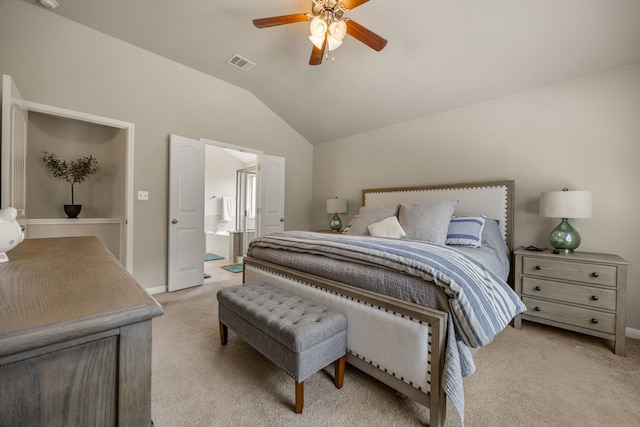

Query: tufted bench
[{"left": 217, "top": 282, "right": 347, "bottom": 414}]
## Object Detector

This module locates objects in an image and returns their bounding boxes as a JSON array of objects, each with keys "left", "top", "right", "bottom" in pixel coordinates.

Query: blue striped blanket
[{"left": 248, "top": 231, "right": 526, "bottom": 348}]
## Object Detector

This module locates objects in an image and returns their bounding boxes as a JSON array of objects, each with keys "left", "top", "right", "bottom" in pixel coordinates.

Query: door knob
[
  {"left": 280, "top": 218, "right": 285, "bottom": 222},
  {"left": 171, "top": 219, "right": 178, "bottom": 224}
]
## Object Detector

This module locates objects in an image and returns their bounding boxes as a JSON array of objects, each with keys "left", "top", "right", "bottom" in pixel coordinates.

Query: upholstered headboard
[{"left": 362, "top": 180, "right": 515, "bottom": 252}]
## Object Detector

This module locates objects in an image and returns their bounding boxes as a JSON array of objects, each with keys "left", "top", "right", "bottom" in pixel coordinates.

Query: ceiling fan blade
[
  {"left": 342, "top": 0, "right": 370, "bottom": 10},
  {"left": 345, "top": 19, "right": 387, "bottom": 51},
  {"left": 253, "top": 13, "right": 308, "bottom": 28},
  {"left": 309, "top": 35, "right": 327, "bottom": 65}
]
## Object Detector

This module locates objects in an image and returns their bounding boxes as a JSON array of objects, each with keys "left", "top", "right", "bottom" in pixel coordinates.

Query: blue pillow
[{"left": 446, "top": 215, "right": 486, "bottom": 248}]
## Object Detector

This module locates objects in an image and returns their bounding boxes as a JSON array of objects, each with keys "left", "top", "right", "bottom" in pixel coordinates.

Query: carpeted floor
[{"left": 151, "top": 280, "right": 640, "bottom": 426}]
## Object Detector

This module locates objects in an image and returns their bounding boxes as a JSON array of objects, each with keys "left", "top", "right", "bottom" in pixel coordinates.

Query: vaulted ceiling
[{"left": 26, "top": 0, "right": 640, "bottom": 144}]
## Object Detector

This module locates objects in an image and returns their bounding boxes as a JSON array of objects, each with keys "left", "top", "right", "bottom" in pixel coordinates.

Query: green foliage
[{"left": 41, "top": 151, "right": 100, "bottom": 205}]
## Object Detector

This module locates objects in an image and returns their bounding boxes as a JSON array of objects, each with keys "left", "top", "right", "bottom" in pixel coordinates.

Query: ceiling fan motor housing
[{"left": 312, "top": 0, "right": 347, "bottom": 20}]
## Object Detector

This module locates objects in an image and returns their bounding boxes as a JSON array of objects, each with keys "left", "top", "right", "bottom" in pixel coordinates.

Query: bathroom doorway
[
  {"left": 168, "top": 136, "right": 284, "bottom": 292},
  {"left": 203, "top": 143, "right": 258, "bottom": 283}
]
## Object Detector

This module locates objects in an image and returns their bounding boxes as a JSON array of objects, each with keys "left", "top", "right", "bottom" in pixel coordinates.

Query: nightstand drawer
[
  {"left": 522, "top": 296, "right": 616, "bottom": 334},
  {"left": 522, "top": 277, "right": 616, "bottom": 311},
  {"left": 522, "top": 257, "right": 616, "bottom": 287}
]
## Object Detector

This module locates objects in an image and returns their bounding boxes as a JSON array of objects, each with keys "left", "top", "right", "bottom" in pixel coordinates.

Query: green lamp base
[
  {"left": 549, "top": 218, "right": 581, "bottom": 253},
  {"left": 329, "top": 213, "right": 343, "bottom": 232}
]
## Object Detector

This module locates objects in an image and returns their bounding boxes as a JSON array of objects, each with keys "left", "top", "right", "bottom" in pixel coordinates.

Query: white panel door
[
  {"left": 1, "top": 75, "right": 28, "bottom": 219},
  {"left": 258, "top": 154, "right": 285, "bottom": 236},
  {"left": 168, "top": 134, "right": 205, "bottom": 292}
]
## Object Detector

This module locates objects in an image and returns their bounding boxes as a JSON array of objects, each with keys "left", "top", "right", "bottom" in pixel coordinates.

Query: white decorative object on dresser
[{"left": 513, "top": 248, "right": 628, "bottom": 356}]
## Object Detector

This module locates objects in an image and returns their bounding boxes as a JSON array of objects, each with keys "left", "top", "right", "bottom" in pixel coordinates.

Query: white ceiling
[{"left": 28, "top": 0, "right": 640, "bottom": 144}]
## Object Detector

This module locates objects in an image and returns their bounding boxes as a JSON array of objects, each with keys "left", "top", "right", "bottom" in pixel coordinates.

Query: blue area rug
[
  {"left": 204, "top": 253, "right": 224, "bottom": 261},
  {"left": 221, "top": 263, "right": 243, "bottom": 273}
]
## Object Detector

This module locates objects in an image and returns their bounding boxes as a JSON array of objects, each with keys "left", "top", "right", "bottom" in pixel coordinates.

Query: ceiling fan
[{"left": 253, "top": 0, "right": 388, "bottom": 65}]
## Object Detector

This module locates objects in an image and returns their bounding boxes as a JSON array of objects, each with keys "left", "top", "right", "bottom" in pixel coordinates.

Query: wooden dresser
[
  {"left": 513, "top": 248, "right": 627, "bottom": 356},
  {"left": 0, "top": 236, "right": 163, "bottom": 426}
]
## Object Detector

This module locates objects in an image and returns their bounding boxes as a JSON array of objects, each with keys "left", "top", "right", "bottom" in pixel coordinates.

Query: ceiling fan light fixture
[
  {"left": 309, "top": 17, "right": 328, "bottom": 38},
  {"left": 309, "top": 34, "right": 325, "bottom": 50},
  {"left": 327, "top": 35, "right": 343, "bottom": 51},
  {"left": 329, "top": 20, "right": 347, "bottom": 41}
]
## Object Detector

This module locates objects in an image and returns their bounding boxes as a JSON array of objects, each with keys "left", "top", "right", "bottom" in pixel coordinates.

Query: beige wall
[
  {"left": 2, "top": 0, "right": 637, "bottom": 333},
  {"left": 0, "top": 0, "right": 313, "bottom": 289},
  {"left": 313, "top": 64, "right": 640, "bottom": 331}
]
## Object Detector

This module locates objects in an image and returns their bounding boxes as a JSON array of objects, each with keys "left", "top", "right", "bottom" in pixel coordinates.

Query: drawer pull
[
  {"left": 534, "top": 306, "right": 541, "bottom": 312},
  {"left": 591, "top": 318, "right": 599, "bottom": 324},
  {"left": 535, "top": 286, "right": 542, "bottom": 291},
  {"left": 591, "top": 295, "right": 599, "bottom": 301},
  {"left": 535, "top": 265, "right": 542, "bottom": 270},
  {"left": 591, "top": 272, "right": 599, "bottom": 278}
]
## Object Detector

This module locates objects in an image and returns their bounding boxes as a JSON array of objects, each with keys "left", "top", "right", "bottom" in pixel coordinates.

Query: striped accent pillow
[{"left": 446, "top": 215, "right": 486, "bottom": 248}]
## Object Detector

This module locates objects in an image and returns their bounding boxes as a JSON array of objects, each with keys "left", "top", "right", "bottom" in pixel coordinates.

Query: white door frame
[
  {"left": 25, "top": 101, "right": 135, "bottom": 271},
  {"left": 200, "top": 139, "right": 262, "bottom": 164}
]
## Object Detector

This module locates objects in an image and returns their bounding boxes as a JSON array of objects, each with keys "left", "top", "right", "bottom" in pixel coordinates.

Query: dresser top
[
  {"left": 514, "top": 248, "right": 628, "bottom": 265},
  {"left": 0, "top": 236, "right": 163, "bottom": 355}
]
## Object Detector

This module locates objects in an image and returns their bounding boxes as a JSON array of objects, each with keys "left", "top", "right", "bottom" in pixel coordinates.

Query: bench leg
[
  {"left": 295, "top": 381, "right": 304, "bottom": 414},
  {"left": 219, "top": 321, "right": 228, "bottom": 345},
  {"left": 334, "top": 355, "right": 346, "bottom": 389}
]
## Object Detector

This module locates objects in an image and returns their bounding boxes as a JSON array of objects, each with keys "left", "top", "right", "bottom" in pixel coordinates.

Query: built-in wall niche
[
  {"left": 25, "top": 111, "right": 126, "bottom": 260},
  {"left": 27, "top": 111, "right": 125, "bottom": 219}
]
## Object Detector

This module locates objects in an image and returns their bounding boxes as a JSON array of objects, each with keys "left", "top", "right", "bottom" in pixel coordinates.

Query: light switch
[{"left": 137, "top": 190, "right": 149, "bottom": 201}]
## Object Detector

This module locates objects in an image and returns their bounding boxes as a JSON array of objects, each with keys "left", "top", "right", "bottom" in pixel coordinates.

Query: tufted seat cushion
[
  {"left": 218, "top": 282, "right": 346, "bottom": 353},
  {"left": 217, "top": 282, "right": 347, "bottom": 413}
]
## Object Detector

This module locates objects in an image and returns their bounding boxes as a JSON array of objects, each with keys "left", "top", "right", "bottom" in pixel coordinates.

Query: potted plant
[{"left": 41, "top": 151, "right": 100, "bottom": 218}]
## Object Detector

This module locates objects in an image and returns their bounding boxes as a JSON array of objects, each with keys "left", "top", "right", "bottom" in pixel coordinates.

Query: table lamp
[
  {"left": 539, "top": 188, "right": 592, "bottom": 253},
  {"left": 326, "top": 197, "right": 348, "bottom": 232}
]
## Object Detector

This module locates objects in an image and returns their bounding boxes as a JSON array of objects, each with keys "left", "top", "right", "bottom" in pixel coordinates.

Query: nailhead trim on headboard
[{"left": 362, "top": 180, "right": 515, "bottom": 252}]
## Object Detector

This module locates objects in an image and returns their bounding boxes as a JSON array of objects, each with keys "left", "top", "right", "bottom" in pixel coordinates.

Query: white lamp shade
[
  {"left": 326, "top": 198, "right": 348, "bottom": 214},
  {"left": 309, "top": 34, "right": 325, "bottom": 49},
  {"left": 327, "top": 35, "right": 343, "bottom": 51},
  {"left": 539, "top": 190, "right": 592, "bottom": 219},
  {"left": 309, "top": 17, "right": 327, "bottom": 37},
  {"left": 329, "top": 20, "right": 347, "bottom": 41}
]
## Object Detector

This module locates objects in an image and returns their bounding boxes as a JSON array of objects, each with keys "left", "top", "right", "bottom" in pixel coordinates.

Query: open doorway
[
  {"left": 203, "top": 143, "right": 258, "bottom": 283},
  {"left": 168, "top": 135, "right": 283, "bottom": 292}
]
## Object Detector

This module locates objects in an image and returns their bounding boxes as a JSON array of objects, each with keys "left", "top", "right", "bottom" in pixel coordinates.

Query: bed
[{"left": 242, "top": 180, "right": 525, "bottom": 426}]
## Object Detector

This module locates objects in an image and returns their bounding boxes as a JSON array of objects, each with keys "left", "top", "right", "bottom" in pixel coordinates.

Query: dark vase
[{"left": 64, "top": 204, "right": 82, "bottom": 218}]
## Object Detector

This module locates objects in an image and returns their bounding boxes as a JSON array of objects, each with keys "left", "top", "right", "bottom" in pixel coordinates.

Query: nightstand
[{"left": 513, "top": 248, "right": 628, "bottom": 356}]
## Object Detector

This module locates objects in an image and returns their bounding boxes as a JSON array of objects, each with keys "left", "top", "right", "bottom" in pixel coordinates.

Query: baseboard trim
[
  {"left": 626, "top": 327, "right": 640, "bottom": 340},
  {"left": 146, "top": 286, "right": 167, "bottom": 295}
]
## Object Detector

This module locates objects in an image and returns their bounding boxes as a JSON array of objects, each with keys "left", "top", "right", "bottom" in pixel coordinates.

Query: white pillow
[{"left": 367, "top": 216, "right": 406, "bottom": 239}]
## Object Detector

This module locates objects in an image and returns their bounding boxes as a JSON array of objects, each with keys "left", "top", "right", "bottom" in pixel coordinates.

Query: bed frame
[{"left": 243, "top": 180, "right": 514, "bottom": 426}]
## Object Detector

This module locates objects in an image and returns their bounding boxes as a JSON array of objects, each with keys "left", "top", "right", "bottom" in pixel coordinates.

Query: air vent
[{"left": 226, "top": 54, "right": 256, "bottom": 72}]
